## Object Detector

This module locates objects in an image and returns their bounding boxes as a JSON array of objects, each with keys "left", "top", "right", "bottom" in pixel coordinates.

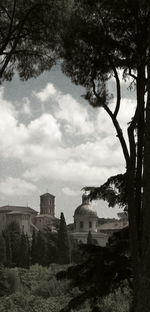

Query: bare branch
[{"left": 91, "top": 79, "right": 129, "bottom": 165}]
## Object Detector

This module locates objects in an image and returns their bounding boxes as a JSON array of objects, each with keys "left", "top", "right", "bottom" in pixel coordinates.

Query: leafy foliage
[
  {"left": 57, "top": 227, "right": 131, "bottom": 311},
  {"left": 83, "top": 173, "right": 127, "bottom": 209},
  {"left": 0, "top": 0, "right": 71, "bottom": 82}
]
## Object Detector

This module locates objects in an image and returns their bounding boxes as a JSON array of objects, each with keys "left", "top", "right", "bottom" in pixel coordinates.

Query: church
[
  {"left": 0, "top": 192, "right": 128, "bottom": 246},
  {"left": 71, "top": 193, "right": 128, "bottom": 246},
  {"left": 0, "top": 193, "right": 59, "bottom": 236}
]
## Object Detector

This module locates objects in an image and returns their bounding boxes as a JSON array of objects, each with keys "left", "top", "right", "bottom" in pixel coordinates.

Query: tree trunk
[{"left": 135, "top": 57, "right": 150, "bottom": 312}]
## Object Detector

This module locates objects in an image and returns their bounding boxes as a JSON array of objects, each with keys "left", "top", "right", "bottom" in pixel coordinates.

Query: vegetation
[
  {"left": 57, "top": 213, "right": 70, "bottom": 265},
  {"left": 60, "top": 1, "right": 150, "bottom": 310},
  {"left": 0, "top": 263, "right": 132, "bottom": 312},
  {"left": 0, "top": 0, "right": 71, "bottom": 82}
]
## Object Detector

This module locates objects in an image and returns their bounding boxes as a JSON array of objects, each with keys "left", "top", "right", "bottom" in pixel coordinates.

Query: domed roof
[{"left": 74, "top": 194, "right": 97, "bottom": 217}]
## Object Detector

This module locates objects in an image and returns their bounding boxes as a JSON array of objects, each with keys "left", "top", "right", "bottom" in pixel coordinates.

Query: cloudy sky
[{"left": 0, "top": 65, "right": 136, "bottom": 223}]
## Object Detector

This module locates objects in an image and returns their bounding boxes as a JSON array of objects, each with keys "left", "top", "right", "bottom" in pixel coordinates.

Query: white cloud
[
  {"left": 33, "top": 83, "right": 57, "bottom": 102},
  {"left": 0, "top": 84, "right": 131, "bottom": 190},
  {"left": 0, "top": 88, "right": 61, "bottom": 159},
  {"left": 0, "top": 177, "right": 37, "bottom": 196},
  {"left": 62, "top": 187, "right": 80, "bottom": 196},
  {"left": 27, "top": 114, "right": 62, "bottom": 146},
  {"left": 56, "top": 93, "right": 94, "bottom": 135},
  {"left": 34, "top": 83, "right": 94, "bottom": 136},
  {"left": 22, "top": 97, "right": 31, "bottom": 116}
]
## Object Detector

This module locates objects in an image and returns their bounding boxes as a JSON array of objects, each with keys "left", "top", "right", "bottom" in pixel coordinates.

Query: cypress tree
[
  {"left": 87, "top": 231, "right": 93, "bottom": 245},
  {"left": 31, "top": 229, "right": 38, "bottom": 265},
  {"left": 18, "top": 233, "right": 30, "bottom": 268},
  {"left": 3, "top": 231, "right": 12, "bottom": 267},
  {"left": 0, "top": 233, "right": 6, "bottom": 265},
  {"left": 57, "top": 212, "right": 70, "bottom": 264},
  {"left": 36, "top": 231, "right": 48, "bottom": 266},
  {"left": 5, "top": 221, "right": 21, "bottom": 267}
]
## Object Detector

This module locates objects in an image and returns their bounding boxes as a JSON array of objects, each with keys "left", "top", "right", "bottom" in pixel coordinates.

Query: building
[
  {"left": 34, "top": 193, "right": 59, "bottom": 231},
  {"left": 70, "top": 194, "right": 128, "bottom": 247},
  {"left": 71, "top": 194, "right": 108, "bottom": 246},
  {"left": 0, "top": 193, "right": 59, "bottom": 236}
]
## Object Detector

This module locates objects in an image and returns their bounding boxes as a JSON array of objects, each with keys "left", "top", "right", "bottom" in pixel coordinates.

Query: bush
[
  {"left": 97, "top": 287, "right": 132, "bottom": 312},
  {"left": 32, "top": 277, "right": 70, "bottom": 298},
  {"left": 5, "top": 269, "right": 21, "bottom": 294},
  {"left": 0, "top": 292, "right": 70, "bottom": 312}
]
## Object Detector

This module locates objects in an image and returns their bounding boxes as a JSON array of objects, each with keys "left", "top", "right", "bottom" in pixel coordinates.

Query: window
[
  {"left": 89, "top": 221, "right": 92, "bottom": 228},
  {"left": 80, "top": 221, "right": 84, "bottom": 229}
]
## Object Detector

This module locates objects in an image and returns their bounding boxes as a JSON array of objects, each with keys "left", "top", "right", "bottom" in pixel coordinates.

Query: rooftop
[{"left": 0, "top": 205, "right": 37, "bottom": 215}]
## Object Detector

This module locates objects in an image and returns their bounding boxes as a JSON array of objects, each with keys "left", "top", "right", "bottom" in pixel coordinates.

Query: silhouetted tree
[
  {"left": 4, "top": 221, "right": 21, "bottom": 267},
  {"left": 0, "top": 0, "right": 71, "bottom": 82},
  {"left": 31, "top": 229, "right": 38, "bottom": 265},
  {"left": 36, "top": 230, "right": 48, "bottom": 266},
  {"left": 44, "top": 229, "right": 58, "bottom": 264},
  {"left": 60, "top": 1, "right": 150, "bottom": 310},
  {"left": 87, "top": 231, "right": 93, "bottom": 245},
  {"left": 57, "top": 213, "right": 70, "bottom": 264},
  {"left": 18, "top": 233, "right": 30, "bottom": 268},
  {"left": 0, "top": 234, "right": 6, "bottom": 265}
]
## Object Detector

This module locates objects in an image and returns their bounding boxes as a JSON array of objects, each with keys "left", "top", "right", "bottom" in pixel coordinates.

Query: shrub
[
  {"left": 32, "top": 277, "right": 70, "bottom": 298},
  {"left": 97, "top": 287, "right": 132, "bottom": 312},
  {"left": 0, "top": 292, "right": 70, "bottom": 312}
]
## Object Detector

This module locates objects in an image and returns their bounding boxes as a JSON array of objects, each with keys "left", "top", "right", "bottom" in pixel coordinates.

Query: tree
[
  {"left": 44, "top": 228, "right": 58, "bottom": 264},
  {"left": 4, "top": 221, "right": 21, "bottom": 267},
  {"left": 18, "top": 233, "right": 30, "bottom": 268},
  {"left": 57, "top": 239, "right": 131, "bottom": 312},
  {"left": 0, "top": 234, "right": 6, "bottom": 265},
  {"left": 31, "top": 229, "right": 38, "bottom": 265},
  {"left": 57, "top": 213, "right": 70, "bottom": 265},
  {"left": 87, "top": 231, "right": 93, "bottom": 245},
  {"left": 60, "top": 1, "right": 150, "bottom": 310},
  {"left": 0, "top": 0, "right": 71, "bottom": 82},
  {"left": 36, "top": 230, "right": 48, "bottom": 266}
]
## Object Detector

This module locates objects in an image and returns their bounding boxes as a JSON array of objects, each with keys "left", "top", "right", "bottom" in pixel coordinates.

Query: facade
[
  {"left": 71, "top": 194, "right": 128, "bottom": 247},
  {"left": 0, "top": 205, "right": 37, "bottom": 235},
  {"left": 71, "top": 194, "right": 108, "bottom": 247},
  {"left": 0, "top": 193, "right": 59, "bottom": 236}
]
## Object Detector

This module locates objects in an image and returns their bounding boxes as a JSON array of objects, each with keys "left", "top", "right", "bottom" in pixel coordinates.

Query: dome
[
  {"left": 74, "top": 194, "right": 97, "bottom": 218},
  {"left": 74, "top": 204, "right": 97, "bottom": 217}
]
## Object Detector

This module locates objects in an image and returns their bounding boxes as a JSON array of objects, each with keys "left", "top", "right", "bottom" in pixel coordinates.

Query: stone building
[
  {"left": 0, "top": 193, "right": 59, "bottom": 236},
  {"left": 0, "top": 205, "right": 38, "bottom": 235},
  {"left": 34, "top": 193, "right": 59, "bottom": 231},
  {"left": 71, "top": 194, "right": 108, "bottom": 246},
  {"left": 70, "top": 194, "right": 128, "bottom": 247}
]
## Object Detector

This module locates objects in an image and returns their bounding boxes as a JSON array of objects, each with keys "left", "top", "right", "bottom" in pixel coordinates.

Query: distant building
[
  {"left": 0, "top": 193, "right": 59, "bottom": 236},
  {"left": 71, "top": 194, "right": 108, "bottom": 246},
  {"left": 34, "top": 193, "right": 59, "bottom": 231},
  {"left": 70, "top": 194, "right": 128, "bottom": 247}
]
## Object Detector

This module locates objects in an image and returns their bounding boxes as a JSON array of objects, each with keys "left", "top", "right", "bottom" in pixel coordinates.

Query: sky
[{"left": 0, "top": 65, "right": 136, "bottom": 223}]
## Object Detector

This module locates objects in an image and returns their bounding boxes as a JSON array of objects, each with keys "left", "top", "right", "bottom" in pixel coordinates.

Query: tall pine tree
[{"left": 57, "top": 213, "right": 70, "bottom": 265}]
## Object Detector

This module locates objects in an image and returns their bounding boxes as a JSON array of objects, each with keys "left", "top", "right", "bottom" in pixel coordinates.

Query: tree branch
[{"left": 91, "top": 79, "right": 129, "bottom": 165}]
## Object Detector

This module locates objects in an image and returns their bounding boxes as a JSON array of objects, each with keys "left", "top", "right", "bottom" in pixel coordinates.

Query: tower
[{"left": 40, "top": 193, "right": 55, "bottom": 216}]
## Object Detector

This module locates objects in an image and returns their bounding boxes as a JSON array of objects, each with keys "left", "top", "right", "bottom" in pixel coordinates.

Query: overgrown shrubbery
[
  {"left": 0, "top": 292, "right": 70, "bottom": 312},
  {"left": 97, "top": 287, "right": 132, "bottom": 312}
]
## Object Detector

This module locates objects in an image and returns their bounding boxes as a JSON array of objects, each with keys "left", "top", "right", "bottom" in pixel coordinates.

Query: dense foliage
[{"left": 57, "top": 213, "right": 70, "bottom": 265}]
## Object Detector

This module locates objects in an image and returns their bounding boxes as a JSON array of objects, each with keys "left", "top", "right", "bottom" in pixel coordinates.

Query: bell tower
[{"left": 40, "top": 193, "right": 55, "bottom": 216}]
